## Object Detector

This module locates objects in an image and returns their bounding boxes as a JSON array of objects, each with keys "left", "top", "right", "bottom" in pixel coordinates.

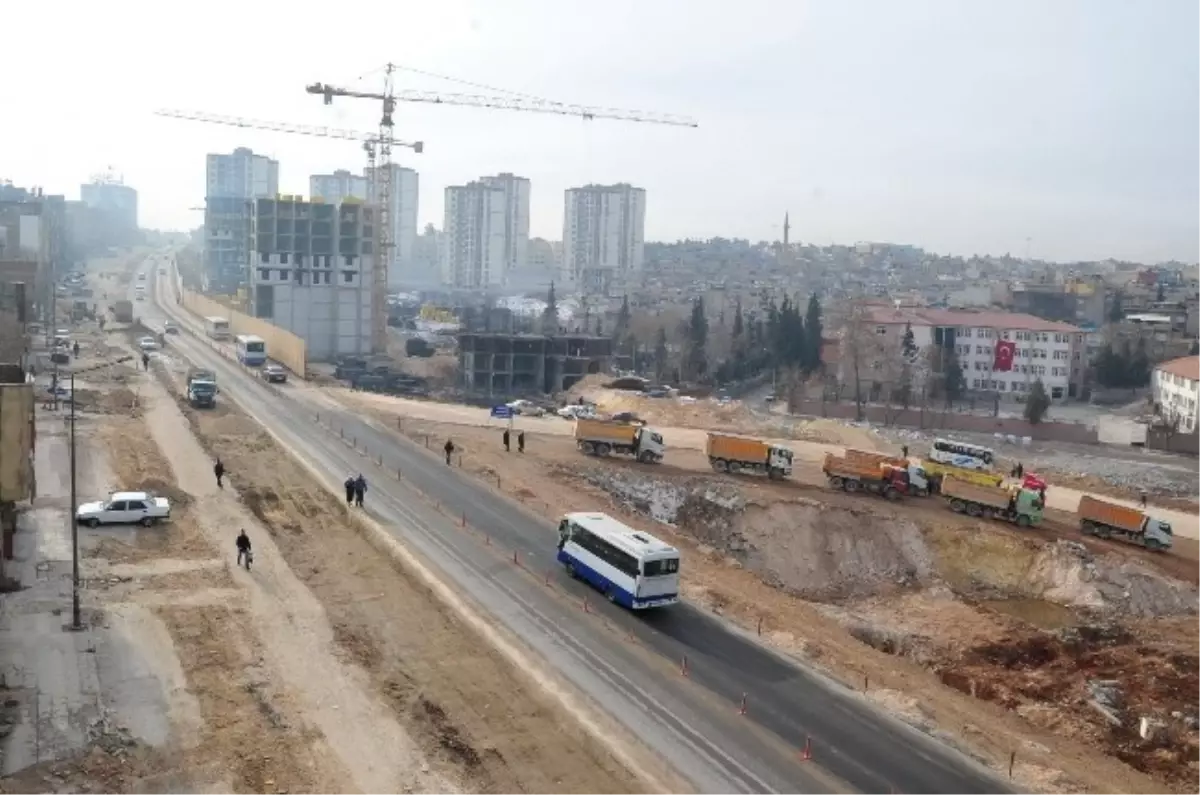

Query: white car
[
  {"left": 76, "top": 491, "right": 171, "bottom": 527},
  {"left": 506, "top": 399, "right": 545, "bottom": 417},
  {"left": 557, "top": 404, "right": 596, "bottom": 420},
  {"left": 137, "top": 336, "right": 159, "bottom": 352}
]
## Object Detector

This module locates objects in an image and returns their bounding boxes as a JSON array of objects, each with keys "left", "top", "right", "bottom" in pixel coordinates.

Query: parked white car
[
  {"left": 506, "top": 399, "right": 545, "bottom": 417},
  {"left": 76, "top": 491, "right": 171, "bottom": 527},
  {"left": 137, "top": 336, "right": 159, "bottom": 352},
  {"left": 557, "top": 404, "right": 596, "bottom": 420}
]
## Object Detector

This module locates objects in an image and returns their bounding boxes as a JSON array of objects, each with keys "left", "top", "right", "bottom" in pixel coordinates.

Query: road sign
[{"left": 490, "top": 405, "right": 512, "bottom": 419}]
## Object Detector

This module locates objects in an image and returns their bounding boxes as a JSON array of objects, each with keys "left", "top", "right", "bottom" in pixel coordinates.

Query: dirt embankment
[{"left": 157, "top": 375, "right": 644, "bottom": 793}]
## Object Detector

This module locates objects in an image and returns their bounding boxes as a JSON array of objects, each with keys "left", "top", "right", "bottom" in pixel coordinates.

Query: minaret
[{"left": 783, "top": 212, "right": 790, "bottom": 248}]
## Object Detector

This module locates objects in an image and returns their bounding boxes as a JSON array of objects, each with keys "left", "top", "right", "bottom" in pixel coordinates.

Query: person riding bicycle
[{"left": 236, "top": 530, "right": 252, "bottom": 568}]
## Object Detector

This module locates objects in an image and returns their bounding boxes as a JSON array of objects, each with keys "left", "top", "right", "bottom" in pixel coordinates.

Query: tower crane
[{"left": 307, "top": 62, "right": 698, "bottom": 353}]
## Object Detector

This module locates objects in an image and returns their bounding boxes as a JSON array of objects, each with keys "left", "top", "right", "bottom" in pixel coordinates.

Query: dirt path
[
  {"left": 137, "top": 379, "right": 448, "bottom": 794},
  {"left": 152, "top": 365, "right": 646, "bottom": 793}
]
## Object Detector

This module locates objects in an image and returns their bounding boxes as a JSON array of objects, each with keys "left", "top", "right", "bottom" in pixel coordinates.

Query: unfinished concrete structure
[{"left": 459, "top": 333, "right": 612, "bottom": 396}]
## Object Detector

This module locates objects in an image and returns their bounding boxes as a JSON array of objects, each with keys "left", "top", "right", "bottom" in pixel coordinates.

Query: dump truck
[
  {"left": 942, "top": 477, "right": 1044, "bottom": 527},
  {"left": 113, "top": 300, "right": 134, "bottom": 324},
  {"left": 575, "top": 418, "right": 664, "bottom": 463},
  {"left": 186, "top": 368, "right": 218, "bottom": 409},
  {"left": 1078, "top": 495, "right": 1172, "bottom": 551},
  {"left": 845, "top": 449, "right": 930, "bottom": 495},
  {"left": 706, "top": 433, "right": 793, "bottom": 479},
  {"left": 922, "top": 459, "right": 1004, "bottom": 493},
  {"left": 822, "top": 452, "right": 908, "bottom": 500}
]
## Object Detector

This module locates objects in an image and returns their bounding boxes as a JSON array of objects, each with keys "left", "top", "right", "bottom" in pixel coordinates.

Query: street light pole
[{"left": 69, "top": 369, "right": 80, "bottom": 630}]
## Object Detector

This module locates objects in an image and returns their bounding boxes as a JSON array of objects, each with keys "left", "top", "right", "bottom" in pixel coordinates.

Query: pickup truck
[{"left": 76, "top": 491, "right": 171, "bottom": 527}]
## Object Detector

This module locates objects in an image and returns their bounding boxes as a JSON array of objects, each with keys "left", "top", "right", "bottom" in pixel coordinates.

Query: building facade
[
  {"left": 205, "top": 148, "right": 279, "bottom": 294},
  {"left": 309, "top": 170, "right": 369, "bottom": 203},
  {"left": 562, "top": 183, "right": 645, "bottom": 295},
  {"left": 1152, "top": 356, "right": 1199, "bottom": 434},
  {"left": 80, "top": 179, "right": 138, "bottom": 234},
  {"left": 364, "top": 165, "right": 419, "bottom": 289},
  {"left": 842, "top": 306, "right": 1085, "bottom": 403},
  {"left": 441, "top": 174, "right": 529, "bottom": 289},
  {"left": 248, "top": 196, "right": 375, "bottom": 361}
]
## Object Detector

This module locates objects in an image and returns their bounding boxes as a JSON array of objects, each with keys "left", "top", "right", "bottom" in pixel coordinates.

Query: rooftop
[
  {"left": 865, "top": 305, "right": 1081, "bottom": 333},
  {"left": 1156, "top": 355, "right": 1199, "bottom": 383}
]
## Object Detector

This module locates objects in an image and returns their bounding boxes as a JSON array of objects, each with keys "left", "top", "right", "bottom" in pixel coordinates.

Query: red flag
[{"left": 993, "top": 340, "right": 1016, "bottom": 372}]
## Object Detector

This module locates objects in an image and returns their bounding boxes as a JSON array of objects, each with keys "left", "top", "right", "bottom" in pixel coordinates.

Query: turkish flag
[{"left": 993, "top": 340, "right": 1016, "bottom": 372}]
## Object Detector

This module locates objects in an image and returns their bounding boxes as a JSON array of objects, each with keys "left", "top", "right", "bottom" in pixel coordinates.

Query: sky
[{"left": 3, "top": 0, "right": 1197, "bottom": 263}]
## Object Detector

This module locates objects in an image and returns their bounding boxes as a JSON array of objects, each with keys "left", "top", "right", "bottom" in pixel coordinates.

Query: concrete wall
[
  {"left": 790, "top": 398, "right": 1101, "bottom": 444},
  {"left": 0, "top": 378, "right": 35, "bottom": 502},
  {"left": 181, "top": 288, "right": 307, "bottom": 377}
]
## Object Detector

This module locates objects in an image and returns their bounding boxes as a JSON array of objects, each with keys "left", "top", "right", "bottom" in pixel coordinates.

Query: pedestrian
[
  {"left": 353, "top": 474, "right": 367, "bottom": 507},
  {"left": 502, "top": 428, "right": 511, "bottom": 452},
  {"left": 72, "top": 341, "right": 80, "bottom": 358},
  {"left": 141, "top": 352, "right": 150, "bottom": 370},
  {"left": 344, "top": 476, "right": 355, "bottom": 505},
  {"left": 901, "top": 444, "right": 909, "bottom": 459},
  {"left": 444, "top": 439, "right": 455, "bottom": 466},
  {"left": 1140, "top": 491, "right": 1147, "bottom": 509},
  {"left": 1016, "top": 462, "right": 1024, "bottom": 479},
  {"left": 214, "top": 459, "right": 225, "bottom": 488},
  {"left": 517, "top": 430, "right": 525, "bottom": 453}
]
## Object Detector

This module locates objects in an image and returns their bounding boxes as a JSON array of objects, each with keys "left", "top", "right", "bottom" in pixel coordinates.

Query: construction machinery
[
  {"left": 942, "top": 477, "right": 1044, "bottom": 527},
  {"left": 822, "top": 453, "right": 909, "bottom": 501},
  {"left": 706, "top": 433, "right": 793, "bottom": 479},
  {"left": 575, "top": 418, "right": 665, "bottom": 463},
  {"left": 845, "top": 449, "right": 930, "bottom": 495},
  {"left": 1078, "top": 496, "right": 1172, "bottom": 551}
]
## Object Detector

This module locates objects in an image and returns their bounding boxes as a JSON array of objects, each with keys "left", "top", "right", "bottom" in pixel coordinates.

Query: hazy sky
[{"left": 4, "top": 0, "right": 1197, "bottom": 262}]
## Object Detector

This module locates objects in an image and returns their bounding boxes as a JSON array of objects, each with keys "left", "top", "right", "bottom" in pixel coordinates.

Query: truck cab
[
  {"left": 634, "top": 427, "right": 666, "bottom": 462},
  {"left": 767, "top": 445, "right": 794, "bottom": 476},
  {"left": 1013, "top": 487, "right": 1045, "bottom": 524},
  {"left": 1143, "top": 517, "right": 1173, "bottom": 549},
  {"left": 906, "top": 464, "right": 930, "bottom": 495}
]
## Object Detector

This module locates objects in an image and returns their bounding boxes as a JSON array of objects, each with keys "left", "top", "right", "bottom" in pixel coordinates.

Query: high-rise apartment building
[
  {"left": 309, "top": 170, "right": 369, "bottom": 203},
  {"left": 205, "top": 147, "right": 279, "bottom": 294},
  {"left": 562, "top": 183, "right": 645, "bottom": 295},
  {"left": 80, "top": 178, "right": 138, "bottom": 236},
  {"left": 248, "top": 196, "right": 375, "bottom": 361},
  {"left": 441, "top": 173, "right": 530, "bottom": 289},
  {"left": 313, "top": 166, "right": 418, "bottom": 289}
]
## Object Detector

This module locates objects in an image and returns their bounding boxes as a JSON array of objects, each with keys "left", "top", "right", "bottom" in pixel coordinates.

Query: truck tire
[
  {"left": 949, "top": 499, "right": 966, "bottom": 513},
  {"left": 1080, "top": 520, "right": 1094, "bottom": 536},
  {"left": 580, "top": 442, "right": 595, "bottom": 455},
  {"left": 638, "top": 451, "right": 655, "bottom": 464},
  {"left": 768, "top": 468, "right": 782, "bottom": 481},
  {"left": 844, "top": 479, "right": 860, "bottom": 493},
  {"left": 728, "top": 462, "right": 742, "bottom": 474},
  {"left": 595, "top": 443, "right": 611, "bottom": 456},
  {"left": 1145, "top": 538, "right": 1163, "bottom": 551},
  {"left": 966, "top": 502, "right": 983, "bottom": 517},
  {"left": 1016, "top": 514, "right": 1031, "bottom": 528},
  {"left": 828, "top": 476, "right": 844, "bottom": 489},
  {"left": 884, "top": 487, "right": 901, "bottom": 501},
  {"left": 711, "top": 458, "right": 728, "bottom": 472}
]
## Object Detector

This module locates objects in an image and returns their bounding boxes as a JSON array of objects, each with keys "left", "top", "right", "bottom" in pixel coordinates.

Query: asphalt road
[{"left": 140, "top": 259, "right": 1011, "bottom": 794}]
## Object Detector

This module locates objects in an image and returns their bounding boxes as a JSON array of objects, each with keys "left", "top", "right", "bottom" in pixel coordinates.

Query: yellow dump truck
[
  {"left": 706, "top": 433, "right": 793, "bottom": 479},
  {"left": 942, "top": 477, "right": 1043, "bottom": 527},
  {"left": 922, "top": 460, "right": 1004, "bottom": 493},
  {"left": 575, "top": 418, "right": 664, "bottom": 463}
]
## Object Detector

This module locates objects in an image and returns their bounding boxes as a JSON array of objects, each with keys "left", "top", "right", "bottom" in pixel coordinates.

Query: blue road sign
[{"left": 490, "top": 405, "right": 512, "bottom": 419}]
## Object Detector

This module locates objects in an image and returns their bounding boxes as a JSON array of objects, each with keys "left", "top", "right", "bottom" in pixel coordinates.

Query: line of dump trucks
[{"left": 570, "top": 418, "right": 1173, "bottom": 552}]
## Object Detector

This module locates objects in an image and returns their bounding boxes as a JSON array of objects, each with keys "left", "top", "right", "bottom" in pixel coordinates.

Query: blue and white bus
[
  {"left": 235, "top": 334, "right": 267, "bottom": 366},
  {"left": 204, "top": 316, "right": 231, "bottom": 340},
  {"left": 556, "top": 512, "right": 680, "bottom": 609}
]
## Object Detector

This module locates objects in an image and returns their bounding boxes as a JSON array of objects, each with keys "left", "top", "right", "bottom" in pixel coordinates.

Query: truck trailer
[
  {"left": 706, "top": 433, "right": 793, "bottom": 479},
  {"left": 942, "top": 477, "right": 1043, "bottom": 527},
  {"left": 845, "top": 449, "right": 930, "bottom": 495},
  {"left": 822, "top": 453, "right": 908, "bottom": 500},
  {"left": 1078, "top": 495, "right": 1172, "bottom": 551},
  {"left": 574, "top": 418, "right": 664, "bottom": 463},
  {"left": 922, "top": 459, "right": 1004, "bottom": 492},
  {"left": 112, "top": 300, "right": 134, "bottom": 324}
]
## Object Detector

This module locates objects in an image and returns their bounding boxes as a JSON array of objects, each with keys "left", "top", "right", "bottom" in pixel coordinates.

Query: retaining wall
[{"left": 180, "top": 289, "right": 307, "bottom": 377}]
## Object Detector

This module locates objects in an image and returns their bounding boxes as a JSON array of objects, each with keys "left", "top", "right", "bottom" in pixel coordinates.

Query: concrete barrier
[{"left": 179, "top": 289, "right": 307, "bottom": 378}]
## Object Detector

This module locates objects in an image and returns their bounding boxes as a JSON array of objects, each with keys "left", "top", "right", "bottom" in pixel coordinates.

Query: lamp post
[{"left": 68, "top": 355, "right": 133, "bottom": 630}]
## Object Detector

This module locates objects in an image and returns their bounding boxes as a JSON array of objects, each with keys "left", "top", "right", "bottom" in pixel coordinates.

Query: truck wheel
[
  {"left": 728, "top": 462, "right": 742, "bottom": 474},
  {"left": 949, "top": 499, "right": 966, "bottom": 513},
  {"left": 885, "top": 487, "right": 901, "bottom": 501},
  {"left": 1016, "top": 515, "right": 1031, "bottom": 528},
  {"left": 712, "top": 459, "right": 728, "bottom": 472},
  {"left": 967, "top": 503, "right": 983, "bottom": 517},
  {"left": 1144, "top": 538, "right": 1162, "bottom": 551},
  {"left": 768, "top": 468, "right": 782, "bottom": 481},
  {"left": 595, "top": 443, "right": 611, "bottom": 456},
  {"left": 1080, "top": 521, "right": 1093, "bottom": 536},
  {"left": 845, "top": 479, "right": 860, "bottom": 493},
  {"left": 828, "top": 476, "right": 844, "bottom": 489},
  {"left": 580, "top": 442, "right": 595, "bottom": 455},
  {"left": 638, "top": 451, "right": 654, "bottom": 464}
]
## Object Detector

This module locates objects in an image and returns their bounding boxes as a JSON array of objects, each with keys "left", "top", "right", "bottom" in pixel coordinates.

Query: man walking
[
  {"left": 502, "top": 428, "right": 511, "bottom": 452},
  {"left": 214, "top": 458, "right": 225, "bottom": 488},
  {"left": 344, "top": 475, "right": 355, "bottom": 505},
  {"left": 354, "top": 474, "right": 367, "bottom": 508},
  {"left": 517, "top": 430, "right": 525, "bottom": 453},
  {"left": 444, "top": 439, "right": 455, "bottom": 466}
]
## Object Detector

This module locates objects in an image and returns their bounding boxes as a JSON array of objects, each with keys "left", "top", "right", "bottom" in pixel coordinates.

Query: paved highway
[{"left": 140, "top": 259, "right": 1010, "bottom": 794}]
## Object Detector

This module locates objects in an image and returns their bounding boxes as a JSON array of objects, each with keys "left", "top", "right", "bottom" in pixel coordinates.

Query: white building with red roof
[
  {"left": 841, "top": 304, "right": 1086, "bottom": 402},
  {"left": 1152, "top": 355, "right": 1199, "bottom": 433}
]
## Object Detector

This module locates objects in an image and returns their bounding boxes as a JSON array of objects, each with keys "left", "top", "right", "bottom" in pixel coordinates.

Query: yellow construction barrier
[{"left": 180, "top": 289, "right": 307, "bottom": 377}]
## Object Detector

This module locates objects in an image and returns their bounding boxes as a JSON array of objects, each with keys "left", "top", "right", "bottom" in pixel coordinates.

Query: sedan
[
  {"left": 506, "top": 399, "right": 545, "bottom": 417},
  {"left": 261, "top": 364, "right": 288, "bottom": 383},
  {"left": 137, "top": 336, "right": 160, "bottom": 352}
]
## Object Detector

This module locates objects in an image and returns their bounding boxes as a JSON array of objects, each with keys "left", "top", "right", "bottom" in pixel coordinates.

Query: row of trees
[{"left": 1092, "top": 338, "right": 1152, "bottom": 389}]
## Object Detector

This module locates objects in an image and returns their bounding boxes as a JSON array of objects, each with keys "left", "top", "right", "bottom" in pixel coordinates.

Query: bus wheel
[
  {"left": 565, "top": 562, "right": 577, "bottom": 578},
  {"left": 606, "top": 587, "right": 618, "bottom": 603}
]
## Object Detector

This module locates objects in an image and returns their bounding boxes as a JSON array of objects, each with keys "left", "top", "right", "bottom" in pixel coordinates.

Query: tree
[
  {"left": 1190, "top": 340, "right": 1199, "bottom": 356},
  {"left": 615, "top": 294, "right": 631, "bottom": 338},
  {"left": 542, "top": 281, "right": 558, "bottom": 334},
  {"left": 1108, "top": 290, "right": 1125, "bottom": 323},
  {"left": 896, "top": 322, "right": 920, "bottom": 408},
  {"left": 684, "top": 297, "right": 709, "bottom": 380},
  {"left": 943, "top": 349, "right": 966, "bottom": 405},
  {"left": 1155, "top": 282, "right": 1165, "bottom": 302},
  {"left": 654, "top": 327, "right": 669, "bottom": 382},
  {"left": 732, "top": 298, "right": 744, "bottom": 339},
  {"left": 841, "top": 300, "right": 873, "bottom": 420},
  {"left": 1025, "top": 378, "right": 1051, "bottom": 424},
  {"left": 802, "top": 293, "right": 823, "bottom": 373}
]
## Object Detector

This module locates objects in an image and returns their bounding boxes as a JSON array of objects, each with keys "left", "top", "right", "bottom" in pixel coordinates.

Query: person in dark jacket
[
  {"left": 236, "top": 530, "right": 252, "bottom": 568},
  {"left": 344, "top": 476, "right": 355, "bottom": 505},
  {"left": 517, "top": 430, "right": 525, "bottom": 453},
  {"left": 444, "top": 439, "right": 455, "bottom": 465},
  {"left": 214, "top": 459, "right": 225, "bottom": 488},
  {"left": 502, "top": 428, "right": 511, "bottom": 452},
  {"left": 353, "top": 474, "right": 367, "bottom": 507}
]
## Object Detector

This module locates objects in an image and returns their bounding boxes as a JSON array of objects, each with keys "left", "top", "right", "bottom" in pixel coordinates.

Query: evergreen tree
[
  {"left": 901, "top": 322, "right": 918, "bottom": 360},
  {"left": 1108, "top": 290, "right": 1125, "bottom": 323},
  {"left": 1155, "top": 282, "right": 1165, "bottom": 302},
  {"left": 685, "top": 297, "right": 709, "bottom": 379},
  {"left": 654, "top": 327, "right": 669, "bottom": 382},
  {"left": 802, "top": 293, "right": 823, "bottom": 372},
  {"left": 1190, "top": 340, "right": 1199, "bottom": 356},
  {"left": 615, "top": 294, "right": 631, "bottom": 337},
  {"left": 943, "top": 349, "right": 965, "bottom": 405},
  {"left": 1025, "top": 378, "right": 1051, "bottom": 424},
  {"left": 542, "top": 281, "right": 558, "bottom": 333},
  {"left": 732, "top": 298, "right": 744, "bottom": 339}
]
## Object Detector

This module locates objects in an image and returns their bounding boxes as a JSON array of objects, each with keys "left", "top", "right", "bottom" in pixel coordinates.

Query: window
[
  {"left": 258, "top": 268, "right": 270, "bottom": 280},
  {"left": 295, "top": 254, "right": 305, "bottom": 266},
  {"left": 278, "top": 269, "right": 289, "bottom": 281},
  {"left": 343, "top": 271, "right": 354, "bottom": 283},
  {"left": 1051, "top": 387, "right": 1064, "bottom": 399},
  {"left": 643, "top": 558, "right": 679, "bottom": 577},
  {"left": 568, "top": 525, "right": 639, "bottom": 578},
  {"left": 998, "top": 381, "right": 1007, "bottom": 391},
  {"left": 972, "top": 379, "right": 980, "bottom": 389},
  {"left": 109, "top": 501, "right": 127, "bottom": 511},
  {"left": 322, "top": 272, "right": 331, "bottom": 285},
  {"left": 127, "top": 501, "right": 146, "bottom": 511},
  {"left": 280, "top": 253, "right": 289, "bottom": 264},
  {"left": 876, "top": 326, "right": 887, "bottom": 335},
  {"left": 1002, "top": 331, "right": 1011, "bottom": 340},
  {"left": 260, "top": 252, "right": 269, "bottom": 263}
]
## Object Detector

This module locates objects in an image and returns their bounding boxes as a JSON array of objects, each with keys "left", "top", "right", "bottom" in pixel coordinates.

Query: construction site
[
  {"left": 458, "top": 333, "right": 612, "bottom": 395},
  {"left": 333, "top": 380, "right": 1200, "bottom": 795}
]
